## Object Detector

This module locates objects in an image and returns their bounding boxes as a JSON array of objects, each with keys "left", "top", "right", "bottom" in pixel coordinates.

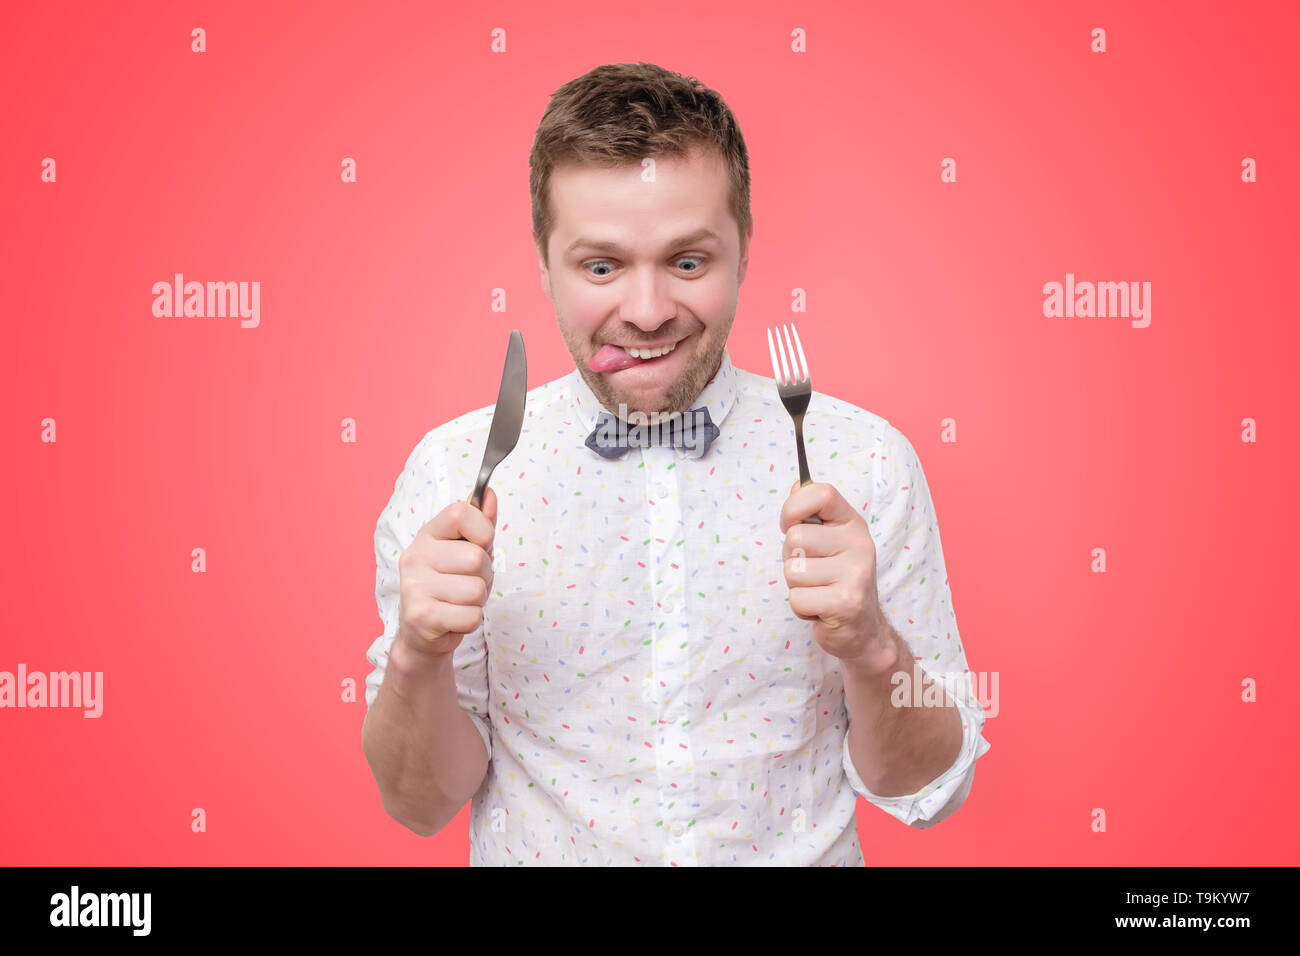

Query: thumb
[{"left": 481, "top": 484, "right": 499, "bottom": 526}]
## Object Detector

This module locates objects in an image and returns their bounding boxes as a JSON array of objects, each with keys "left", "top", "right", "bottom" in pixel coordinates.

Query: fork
[{"left": 766, "top": 322, "right": 822, "bottom": 525}]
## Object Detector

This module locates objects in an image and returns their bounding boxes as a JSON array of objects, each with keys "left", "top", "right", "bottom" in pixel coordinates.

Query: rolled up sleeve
[
  {"left": 363, "top": 429, "right": 493, "bottom": 762},
  {"left": 842, "top": 672, "right": 990, "bottom": 827},
  {"left": 841, "top": 424, "right": 991, "bottom": 827}
]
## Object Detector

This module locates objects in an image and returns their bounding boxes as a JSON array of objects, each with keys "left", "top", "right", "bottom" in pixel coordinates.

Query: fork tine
[
  {"left": 780, "top": 325, "right": 803, "bottom": 383},
  {"left": 788, "top": 323, "right": 809, "bottom": 382},
  {"left": 766, "top": 327, "right": 784, "bottom": 384},
  {"left": 772, "top": 325, "right": 791, "bottom": 385}
]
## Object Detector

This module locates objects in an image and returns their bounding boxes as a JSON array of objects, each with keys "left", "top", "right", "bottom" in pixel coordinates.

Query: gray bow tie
[{"left": 584, "top": 406, "right": 720, "bottom": 460}]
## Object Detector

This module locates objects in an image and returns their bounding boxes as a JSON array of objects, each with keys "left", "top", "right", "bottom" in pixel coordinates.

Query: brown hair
[{"left": 529, "top": 62, "right": 752, "bottom": 267}]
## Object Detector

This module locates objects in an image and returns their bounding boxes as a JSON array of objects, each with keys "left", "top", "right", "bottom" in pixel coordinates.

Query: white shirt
[{"left": 365, "top": 347, "right": 991, "bottom": 865}]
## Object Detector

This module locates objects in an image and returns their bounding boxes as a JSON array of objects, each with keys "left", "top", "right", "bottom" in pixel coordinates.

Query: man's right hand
[{"left": 396, "top": 486, "right": 498, "bottom": 661}]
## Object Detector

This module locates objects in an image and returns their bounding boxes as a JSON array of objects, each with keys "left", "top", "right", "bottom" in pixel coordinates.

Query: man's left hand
[{"left": 779, "top": 479, "right": 897, "bottom": 676}]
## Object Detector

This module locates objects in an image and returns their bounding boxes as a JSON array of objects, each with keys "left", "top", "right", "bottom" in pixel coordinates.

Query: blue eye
[{"left": 583, "top": 256, "right": 707, "bottom": 278}]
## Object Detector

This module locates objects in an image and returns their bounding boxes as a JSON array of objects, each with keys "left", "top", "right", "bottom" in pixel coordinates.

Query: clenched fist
[{"left": 396, "top": 486, "right": 498, "bottom": 661}]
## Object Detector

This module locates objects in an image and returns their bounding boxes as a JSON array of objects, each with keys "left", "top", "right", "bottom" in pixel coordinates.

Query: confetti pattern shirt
[{"left": 364, "top": 348, "right": 991, "bottom": 865}]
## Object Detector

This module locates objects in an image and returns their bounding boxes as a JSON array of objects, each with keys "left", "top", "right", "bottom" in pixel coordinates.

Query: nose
[{"left": 618, "top": 267, "right": 676, "bottom": 332}]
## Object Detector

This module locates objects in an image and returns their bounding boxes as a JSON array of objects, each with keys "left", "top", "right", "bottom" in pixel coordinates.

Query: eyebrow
[{"left": 564, "top": 227, "right": 722, "bottom": 257}]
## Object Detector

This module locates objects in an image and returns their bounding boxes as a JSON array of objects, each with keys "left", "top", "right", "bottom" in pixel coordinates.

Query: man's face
[{"left": 538, "top": 145, "right": 751, "bottom": 419}]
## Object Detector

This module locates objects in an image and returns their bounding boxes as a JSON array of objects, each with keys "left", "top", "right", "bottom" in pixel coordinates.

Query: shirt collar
[{"left": 568, "top": 347, "right": 739, "bottom": 458}]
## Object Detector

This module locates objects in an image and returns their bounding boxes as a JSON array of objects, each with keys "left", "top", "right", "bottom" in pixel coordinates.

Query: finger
[
  {"left": 430, "top": 568, "right": 491, "bottom": 607},
  {"left": 786, "top": 585, "right": 822, "bottom": 622},
  {"left": 787, "top": 583, "right": 844, "bottom": 620},
  {"left": 427, "top": 498, "right": 495, "bottom": 548},
  {"left": 420, "top": 538, "right": 491, "bottom": 578},
  {"left": 780, "top": 553, "right": 843, "bottom": 588},
  {"left": 436, "top": 603, "right": 484, "bottom": 637},
  {"left": 782, "top": 522, "right": 842, "bottom": 560},
  {"left": 779, "top": 481, "right": 856, "bottom": 531},
  {"left": 480, "top": 485, "right": 499, "bottom": 526}
]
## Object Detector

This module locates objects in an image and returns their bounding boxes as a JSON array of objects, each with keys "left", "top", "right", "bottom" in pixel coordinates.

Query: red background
[{"left": 2, "top": 1, "right": 1297, "bottom": 864}]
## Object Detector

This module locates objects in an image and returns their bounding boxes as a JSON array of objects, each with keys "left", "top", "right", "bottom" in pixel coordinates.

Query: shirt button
[
  {"left": 655, "top": 485, "right": 669, "bottom": 498},
  {"left": 666, "top": 713, "right": 679, "bottom": 723},
  {"left": 662, "top": 601, "right": 674, "bottom": 614},
  {"left": 670, "top": 823, "right": 685, "bottom": 838}
]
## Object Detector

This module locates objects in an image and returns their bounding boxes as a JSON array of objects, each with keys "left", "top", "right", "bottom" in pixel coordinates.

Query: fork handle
[
  {"left": 794, "top": 417, "right": 822, "bottom": 525},
  {"left": 799, "top": 484, "right": 823, "bottom": 524}
]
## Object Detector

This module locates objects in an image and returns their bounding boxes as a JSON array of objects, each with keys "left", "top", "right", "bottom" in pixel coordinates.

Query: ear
[
  {"left": 537, "top": 243, "right": 552, "bottom": 298},
  {"left": 737, "top": 222, "right": 753, "bottom": 285}
]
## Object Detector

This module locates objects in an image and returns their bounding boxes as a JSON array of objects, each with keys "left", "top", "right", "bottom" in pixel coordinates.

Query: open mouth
[{"left": 589, "top": 336, "right": 687, "bottom": 374}]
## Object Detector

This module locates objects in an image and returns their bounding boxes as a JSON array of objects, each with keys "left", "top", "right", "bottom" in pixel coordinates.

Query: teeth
[{"left": 625, "top": 342, "right": 677, "bottom": 360}]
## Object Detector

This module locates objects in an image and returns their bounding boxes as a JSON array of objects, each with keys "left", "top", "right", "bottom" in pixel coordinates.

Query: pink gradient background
[{"left": 2, "top": 1, "right": 1297, "bottom": 865}]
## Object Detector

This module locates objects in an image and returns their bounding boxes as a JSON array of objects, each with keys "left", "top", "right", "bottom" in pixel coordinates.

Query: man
[{"left": 362, "top": 62, "right": 990, "bottom": 866}]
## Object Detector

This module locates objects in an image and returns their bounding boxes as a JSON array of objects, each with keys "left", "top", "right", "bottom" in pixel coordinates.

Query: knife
[{"left": 468, "top": 329, "right": 527, "bottom": 511}]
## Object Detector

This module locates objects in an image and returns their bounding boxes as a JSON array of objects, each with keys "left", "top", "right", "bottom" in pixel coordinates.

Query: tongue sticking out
[{"left": 589, "top": 344, "right": 645, "bottom": 373}]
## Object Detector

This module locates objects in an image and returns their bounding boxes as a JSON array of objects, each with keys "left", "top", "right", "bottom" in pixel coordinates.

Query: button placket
[{"left": 642, "top": 446, "right": 694, "bottom": 860}]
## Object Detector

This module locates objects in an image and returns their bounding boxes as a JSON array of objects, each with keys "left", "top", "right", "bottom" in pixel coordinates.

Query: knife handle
[
  {"left": 469, "top": 462, "right": 493, "bottom": 512},
  {"left": 460, "top": 479, "right": 494, "bottom": 558}
]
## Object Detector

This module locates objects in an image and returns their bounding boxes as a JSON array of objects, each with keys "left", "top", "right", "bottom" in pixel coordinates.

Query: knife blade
[{"left": 468, "top": 329, "right": 527, "bottom": 511}]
